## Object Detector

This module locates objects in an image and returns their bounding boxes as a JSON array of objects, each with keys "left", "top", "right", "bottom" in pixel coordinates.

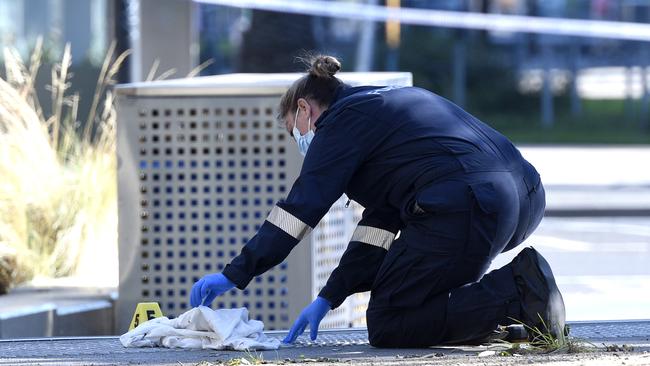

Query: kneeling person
[{"left": 189, "top": 55, "right": 565, "bottom": 347}]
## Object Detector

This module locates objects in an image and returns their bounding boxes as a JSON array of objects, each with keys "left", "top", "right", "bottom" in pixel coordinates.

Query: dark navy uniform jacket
[{"left": 223, "top": 84, "right": 528, "bottom": 309}]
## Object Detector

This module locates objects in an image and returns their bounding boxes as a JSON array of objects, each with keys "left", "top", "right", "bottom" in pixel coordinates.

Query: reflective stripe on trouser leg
[
  {"left": 266, "top": 205, "right": 312, "bottom": 240},
  {"left": 351, "top": 225, "right": 395, "bottom": 250}
]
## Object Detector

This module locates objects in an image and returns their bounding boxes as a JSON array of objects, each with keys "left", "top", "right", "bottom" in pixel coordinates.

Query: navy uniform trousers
[{"left": 366, "top": 161, "right": 545, "bottom": 347}]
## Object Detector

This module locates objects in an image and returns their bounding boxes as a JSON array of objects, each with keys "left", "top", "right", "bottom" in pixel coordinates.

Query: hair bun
[{"left": 309, "top": 55, "right": 341, "bottom": 78}]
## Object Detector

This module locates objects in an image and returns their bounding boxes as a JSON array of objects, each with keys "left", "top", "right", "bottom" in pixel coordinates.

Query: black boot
[{"left": 511, "top": 247, "right": 566, "bottom": 342}]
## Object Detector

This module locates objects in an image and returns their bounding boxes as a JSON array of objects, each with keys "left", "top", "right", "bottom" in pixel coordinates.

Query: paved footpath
[
  {"left": 1, "top": 323, "right": 650, "bottom": 365},
  {"left": 520, "top": 146, "right": 650, "bottom": 215}
]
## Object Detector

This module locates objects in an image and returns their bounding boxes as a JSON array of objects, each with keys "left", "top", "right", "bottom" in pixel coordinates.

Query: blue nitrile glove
[
  {"left": 190, "top": 273, "right": 236, "bottom": 308},
  {"left": 283, "top": 297, "right": 331, "bottom": 343}
]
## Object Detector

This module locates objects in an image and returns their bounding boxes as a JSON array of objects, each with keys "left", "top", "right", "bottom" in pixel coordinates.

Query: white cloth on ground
[{"left": 120, "top": 306, "right": 280, "bottom": 351}]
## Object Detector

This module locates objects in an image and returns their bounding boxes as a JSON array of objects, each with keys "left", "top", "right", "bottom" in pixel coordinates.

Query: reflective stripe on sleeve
[
  {"left": 266, "top": 206, "right": 312, "bottom": 240},
  {"left": 350, "top": 225, "right": 395, "bottom": 250}
]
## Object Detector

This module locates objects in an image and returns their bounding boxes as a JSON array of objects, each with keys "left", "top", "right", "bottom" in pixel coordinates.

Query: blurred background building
[{"left": 1, "top": 0, "right": 650, "bottom": 141}]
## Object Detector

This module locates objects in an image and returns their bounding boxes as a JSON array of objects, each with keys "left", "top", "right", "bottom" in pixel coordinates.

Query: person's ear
[{"left": 297, "top": 98, "right": 311, "bottom": 116}]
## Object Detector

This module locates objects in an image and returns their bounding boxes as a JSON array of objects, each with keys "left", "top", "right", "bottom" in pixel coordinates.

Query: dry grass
[
  {"left": 497, "top": 316, "right": 598, "bottom": 356},
  {"left": 193, "top": 350, "right": 266, "bottom": 365},
  {"left": 0, "top": 38, "right": 129, "bottom": 290},
  {"left": 0, "top": 244, "right": 20, "bottom": 294}
]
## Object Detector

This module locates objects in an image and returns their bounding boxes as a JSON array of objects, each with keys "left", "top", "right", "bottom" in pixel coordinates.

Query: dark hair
[{"left": 278, "top": 55, "right": 343, "bottom": 122}]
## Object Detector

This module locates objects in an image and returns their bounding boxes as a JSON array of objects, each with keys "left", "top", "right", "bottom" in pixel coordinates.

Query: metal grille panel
[{"left": 313, "top": 198, "right": 364, "bottom": 328}]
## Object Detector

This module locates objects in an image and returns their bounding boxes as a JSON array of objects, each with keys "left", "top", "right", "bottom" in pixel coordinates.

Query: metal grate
[
  {"left": 115, "top": 73, "right": 413, "bottom": 333},
  {"left": 122, "top": 97, "right": 293, "bottom": 330},
  {"left": 312, "top": 199, "right": 365, "bottom": 328}
]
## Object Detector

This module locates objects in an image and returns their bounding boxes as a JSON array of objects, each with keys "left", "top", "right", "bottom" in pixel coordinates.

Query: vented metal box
[{"left": 115, "top": 72, "right": 413, "bottom": 333}]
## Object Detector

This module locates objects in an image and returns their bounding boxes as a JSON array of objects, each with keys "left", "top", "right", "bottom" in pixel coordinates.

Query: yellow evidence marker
[{"left": 129, "top": 302, "right": 164, "bottom": 330}]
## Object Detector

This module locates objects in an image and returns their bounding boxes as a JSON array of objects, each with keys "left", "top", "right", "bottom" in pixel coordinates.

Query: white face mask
[{"left": 292, "top": 106, "right": 314, "bottom": 157}]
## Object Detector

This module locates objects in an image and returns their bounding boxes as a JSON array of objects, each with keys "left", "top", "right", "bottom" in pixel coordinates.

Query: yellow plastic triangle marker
[{"left": 129, "top": 302, "right": 164, "bottom": 330}]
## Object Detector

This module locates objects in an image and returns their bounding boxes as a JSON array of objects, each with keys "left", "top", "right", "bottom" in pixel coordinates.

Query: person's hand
[
  {"left": 190, "top": 273, "right": 236, "bottom": 307},
  {"left": 283, "top": 297, "right": 331, "bottom": 343}
]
